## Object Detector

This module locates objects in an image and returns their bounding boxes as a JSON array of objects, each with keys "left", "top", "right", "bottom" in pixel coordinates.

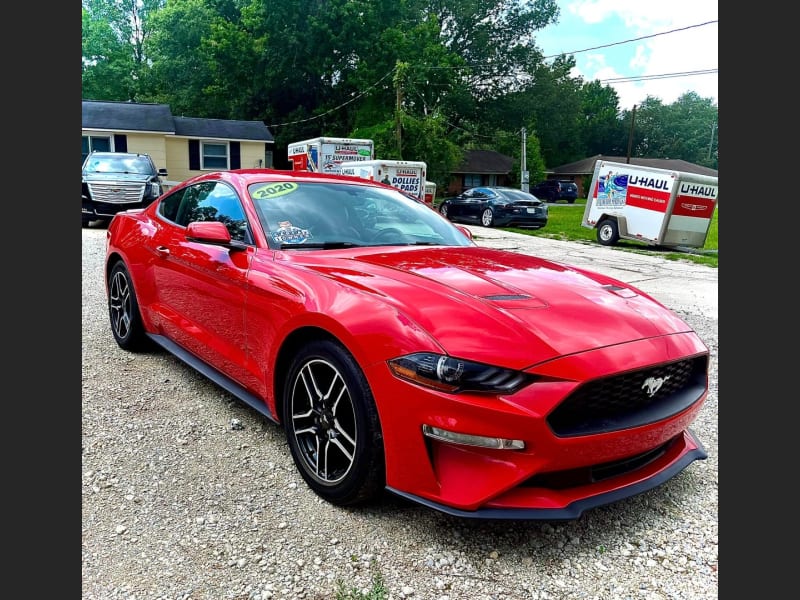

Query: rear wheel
[
  {"left": 108, "top": 261, "right": 151, "bottom": 351},
  {"left": 597, "top": 219, "right": 620, "bottom": 246},
  {"left": 439, "top": 203, "right": 450, "bottom": 219},
  {"left": 283, "top": 339, "right": 385, "bottom": 506},
  {"left": 481, "top": 208, "right": 495, "bottom": 227}
]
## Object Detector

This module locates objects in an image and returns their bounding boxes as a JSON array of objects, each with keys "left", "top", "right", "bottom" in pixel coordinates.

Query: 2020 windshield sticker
[
  {"left": 251, "top": 182, "right": 298, "bottom": 199},
  {"left": 271, "top": 221, "right": 312, "bottom": 245}
]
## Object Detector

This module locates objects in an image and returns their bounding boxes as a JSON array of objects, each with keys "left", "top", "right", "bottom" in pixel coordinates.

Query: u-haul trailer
[{"left": 581, "top": 160, "right": 718, "bottom": 248}]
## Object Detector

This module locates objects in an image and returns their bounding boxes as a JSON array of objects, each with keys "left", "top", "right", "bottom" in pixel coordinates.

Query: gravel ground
[{"left": 82, "top": 226, "right": 718, "bottom": 600}]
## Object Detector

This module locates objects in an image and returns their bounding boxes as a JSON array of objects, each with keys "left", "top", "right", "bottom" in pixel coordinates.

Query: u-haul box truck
[
  {"left": 581, "top": 160, "right": 718, "bottom": 248},
  {"left": 424, "top": 181, "right": 437, "bottom": 208},
  {"left": 287, "top": 137, "right": 374, "bottom": 174},
  {"left": 339, "top": 159, "right": 427, "bottom": 203}
]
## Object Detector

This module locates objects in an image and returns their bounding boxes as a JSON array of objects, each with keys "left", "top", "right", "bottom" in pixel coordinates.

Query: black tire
[
  {"left": 108, "top": 261, "right": 151, "bottom": 351},
  {"left": 567, "top": 198, "right": 575, "bottom": 204},
  {"left": 283, "top": 339, "right": 385, "bottom": 506},
  {"left": 597, "top": 219, "right": 620, "bottom": 246},
  {"left": 82, "top": 216, "right": 93, "bottom": 228},
  {"left": 480, "top": 208, "right": 495, "bottom": 227},
  {"left": 439, "top": 203, "right": 450, "bottom": 219}
]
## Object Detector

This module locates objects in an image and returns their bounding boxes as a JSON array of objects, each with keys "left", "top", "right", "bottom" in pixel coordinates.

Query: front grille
[
  {"left": 87, "top": 182, "right": 146, "bottom": 204},
  {"left": 547, "top": 355, "right": 708, "bottom": 437}
]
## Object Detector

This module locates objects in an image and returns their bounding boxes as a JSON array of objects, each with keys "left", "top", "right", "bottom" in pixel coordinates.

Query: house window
[
  {"left": 82, "top": 135, "right": 112, "bottom": 163},
  {"left": 464, "top": 174, "right": 481, "bottom": 188},
  {"left": 201, "top": 141, "right": 229, "bottom": 170}
]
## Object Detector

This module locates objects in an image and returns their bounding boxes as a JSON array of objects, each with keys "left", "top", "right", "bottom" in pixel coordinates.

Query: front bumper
[
  {"left": 365, "top": 332, "right": 709, "bottom": 519},
  {"left": 389, "top": 428, "right": 706, "bottom": 520}
]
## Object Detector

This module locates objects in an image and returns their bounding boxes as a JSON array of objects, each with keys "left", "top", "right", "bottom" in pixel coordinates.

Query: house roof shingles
[
  {"left": 82, "top": 100, "right": 274, "bottom": 143},
  {"left": 173, "top": 116, "right": 273, "bottom": 142},
  {"left": 452, "top": 149, "right": 513, "bottom": 174},
  {"left": 550, "top": 154, "right": 717, "bottom": 177},
  {"left": 82, "top": 100, "right": 176, "bottom": 133}
]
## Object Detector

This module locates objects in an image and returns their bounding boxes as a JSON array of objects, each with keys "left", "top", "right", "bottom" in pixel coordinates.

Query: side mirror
[
  {"left": 186, "top": 221, "right": 232, "bottom": 244},
  {"left": 456, "top": 225, "right": 473, "bottom": 240},
  {"left": 158, "top": 168, "right": 168, "bottom": 177}
]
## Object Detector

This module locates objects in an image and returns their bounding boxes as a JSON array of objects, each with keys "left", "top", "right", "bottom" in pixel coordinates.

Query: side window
[
  {"left": 176, "top": 182, "right": 251, "bottom": 243},
  {"left": 158, "top": 188, "right": 185, "bottom": 223}
]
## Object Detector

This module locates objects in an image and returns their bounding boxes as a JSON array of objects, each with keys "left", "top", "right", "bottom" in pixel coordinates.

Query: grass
[
  {"left": 436, "top": 197, "right": 718, "bottom": 268},
  {"left": 334, "top": 567, "right": 388, "bottom": 600}
]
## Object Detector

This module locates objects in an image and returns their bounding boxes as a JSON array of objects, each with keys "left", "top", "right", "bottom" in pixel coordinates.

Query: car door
[
  {"left": 461, "top": 188, "right": 490, "bottom": 221},
  {"left": 150, "top": 180, "right": 254, "bottom": 386}
]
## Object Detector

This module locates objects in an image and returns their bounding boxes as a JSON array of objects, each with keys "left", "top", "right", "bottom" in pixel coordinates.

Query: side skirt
[{"left": 146, "top": 333, "right": 279, "bottom": 424}]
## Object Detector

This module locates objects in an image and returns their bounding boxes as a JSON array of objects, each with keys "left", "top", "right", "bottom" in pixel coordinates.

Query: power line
[
  {"left": 600, "top": 69, "right": 717, "bottom": 84},
  {"left": 266, "top": 66, "right": 397, "bottom": 128},
  {"left": 542, "top": 20, "right": 718, "bottom": 60}
]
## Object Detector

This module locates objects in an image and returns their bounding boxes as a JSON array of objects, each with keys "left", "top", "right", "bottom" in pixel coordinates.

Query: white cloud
[{"left": 560, "top": 0, "right": 718, "bottom": 109}]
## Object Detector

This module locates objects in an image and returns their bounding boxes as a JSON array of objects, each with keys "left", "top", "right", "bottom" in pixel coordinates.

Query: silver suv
[{"left": 82, "top": 151, "right": 167, "bottom": 227}]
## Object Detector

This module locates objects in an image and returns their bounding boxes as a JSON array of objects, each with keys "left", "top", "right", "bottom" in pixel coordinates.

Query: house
[
  {"left": 82, "top": 100, "right": 275, "bottom": 187},
  {"left": 547, "top": 155, "right": 719, "bottom": 199},
  {"left": 447, "top": 149, "right": 514, "bottom": 195}
]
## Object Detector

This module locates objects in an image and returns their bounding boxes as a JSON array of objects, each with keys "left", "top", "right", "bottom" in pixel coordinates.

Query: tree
[
  {"left": 82, "top": 0, "right": 166, "bottom": 101},
  {"left": 623, "top": 92, "right": 718, "bottom": 169}
]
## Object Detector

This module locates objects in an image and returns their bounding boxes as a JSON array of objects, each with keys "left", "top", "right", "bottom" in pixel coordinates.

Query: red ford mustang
[{"left": 104, "top": 168, "right": 709, "bottom": 520}]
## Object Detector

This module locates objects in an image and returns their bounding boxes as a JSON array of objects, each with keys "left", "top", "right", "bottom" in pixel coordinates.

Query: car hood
[{"left": 284, "top": 245, "right": 694, "bottom": 368}]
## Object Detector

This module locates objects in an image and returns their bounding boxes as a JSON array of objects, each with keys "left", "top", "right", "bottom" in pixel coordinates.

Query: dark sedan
[{"left": 439, "top": 186, "right": 548, "bottom": 228}]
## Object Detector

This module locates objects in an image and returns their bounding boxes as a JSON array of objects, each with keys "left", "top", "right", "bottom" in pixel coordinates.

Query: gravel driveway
[{"left": 82, "top": 226, "right": 718, "bottom": 600}]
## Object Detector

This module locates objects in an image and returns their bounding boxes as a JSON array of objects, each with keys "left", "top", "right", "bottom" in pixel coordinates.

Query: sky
[{"left": 534, "top": 0, "right": 718, "bottom": 110}]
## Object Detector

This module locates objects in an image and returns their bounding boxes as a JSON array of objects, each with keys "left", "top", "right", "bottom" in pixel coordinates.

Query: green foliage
[
  {"left": 82, "top": 0, "right": 718, "bottom": 173},
  {"left": 334, "top": 567, "right": 388, "bottom": 600}
]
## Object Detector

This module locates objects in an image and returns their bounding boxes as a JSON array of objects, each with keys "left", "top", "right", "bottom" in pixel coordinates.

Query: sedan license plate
[{"left": 526, "top": 207, "right": 538, "bottom": 213}]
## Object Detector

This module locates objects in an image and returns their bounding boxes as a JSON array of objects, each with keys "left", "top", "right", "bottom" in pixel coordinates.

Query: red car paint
[{"left": 105, "top": 169, "right": 709, "bottom": 520}]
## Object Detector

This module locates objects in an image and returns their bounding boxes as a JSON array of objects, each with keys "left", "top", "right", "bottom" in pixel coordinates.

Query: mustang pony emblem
[{"left": 642, "top": 376, "right": 670, "bottom": 397}]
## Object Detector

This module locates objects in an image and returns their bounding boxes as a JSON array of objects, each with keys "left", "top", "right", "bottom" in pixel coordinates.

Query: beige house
[{"left": 82, "top": 100, "right": 275, "bottom": 188}]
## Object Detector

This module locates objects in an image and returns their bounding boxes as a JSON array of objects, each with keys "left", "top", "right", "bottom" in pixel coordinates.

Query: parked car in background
[
  {"left": 104, "top": 168, "right": 710, "bottom": 520},
  {"left": 438, "top": 186, "right": 548, "bottom": 228},
  {"left": 558, "top": 180, "right": 579, "bottom": 203},
  {"left": 530, "top": 179, "right": 561, "bottom": 202},
  {"left": 82, "top": 151, "right": 167, "bottom": 227}
]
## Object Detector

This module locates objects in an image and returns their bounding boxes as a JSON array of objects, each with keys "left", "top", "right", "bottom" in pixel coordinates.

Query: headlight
[
  {"left": 388, "top": 352, "right": 534, "bottom": 394},
  {"left": 148, "top": 182, "right": 161, "bottom": 196}
]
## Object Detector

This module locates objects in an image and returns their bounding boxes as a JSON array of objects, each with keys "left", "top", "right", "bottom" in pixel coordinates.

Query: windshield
[
  {"left": 248, "top": 181, "right": 474, "bottom": 249},
  {"left": 84, "top": 155, "right": 155, "bottom": 175}
]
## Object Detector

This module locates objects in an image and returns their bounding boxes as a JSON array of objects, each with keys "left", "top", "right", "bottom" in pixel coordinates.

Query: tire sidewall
[{"left": 282, "top": 339, "right": 384, "bottom": 505}]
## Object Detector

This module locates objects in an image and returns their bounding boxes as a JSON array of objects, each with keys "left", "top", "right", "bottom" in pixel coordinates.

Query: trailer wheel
[{"left": 597, "top": 219, "right": 619, "bottom": 246}]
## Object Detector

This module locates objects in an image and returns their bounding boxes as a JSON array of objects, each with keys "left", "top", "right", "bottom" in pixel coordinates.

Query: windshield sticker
[
  {"left": 251, "top": 182, "right": 298, "bottom": 200},
  {"left": 271, "top": 222, "right": 312, "bottom": 245}
]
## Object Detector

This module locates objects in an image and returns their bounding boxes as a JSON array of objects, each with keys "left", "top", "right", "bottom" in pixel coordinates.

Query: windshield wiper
[{"left": 279, "top": 241, "right": 363, "bottom": 249}]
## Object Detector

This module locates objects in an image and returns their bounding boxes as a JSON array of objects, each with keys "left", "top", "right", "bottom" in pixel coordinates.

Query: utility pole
[
  {"left": 394, "top": 61, "right": 406, "bottom": 159},
  {"left": 521, "top": 127, "right": 529, "bottom": 192},
  {"left": 396, "top": 82, "right": 403, "bottom": 159},
  {"left": 626, "top": 105, "right": 636, "bottom": 164},
  {"left": 707, "top": 121, "right": 716, "bottom": 161}
]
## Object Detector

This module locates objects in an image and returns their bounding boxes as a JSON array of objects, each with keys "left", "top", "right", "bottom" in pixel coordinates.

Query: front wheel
[
  {"left": 480, "top": 208, "right": 495, "bottom": 227},
  {"left": 597, "top": 219, "right": 620, "bottom": 246},
  {"left": 283, "top": 339, "right": 385, "bottom": 506},
  {"left": 439, "top": 203, "right": 450, "bottom": 219},
  {"left": 108, "top": 261, "right": 151, "bottom": 351}
]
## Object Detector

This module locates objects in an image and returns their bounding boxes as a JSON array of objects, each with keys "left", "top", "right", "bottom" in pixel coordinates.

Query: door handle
[{"left": 155, "top": 246, "right": 170, "bottom": 257}]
